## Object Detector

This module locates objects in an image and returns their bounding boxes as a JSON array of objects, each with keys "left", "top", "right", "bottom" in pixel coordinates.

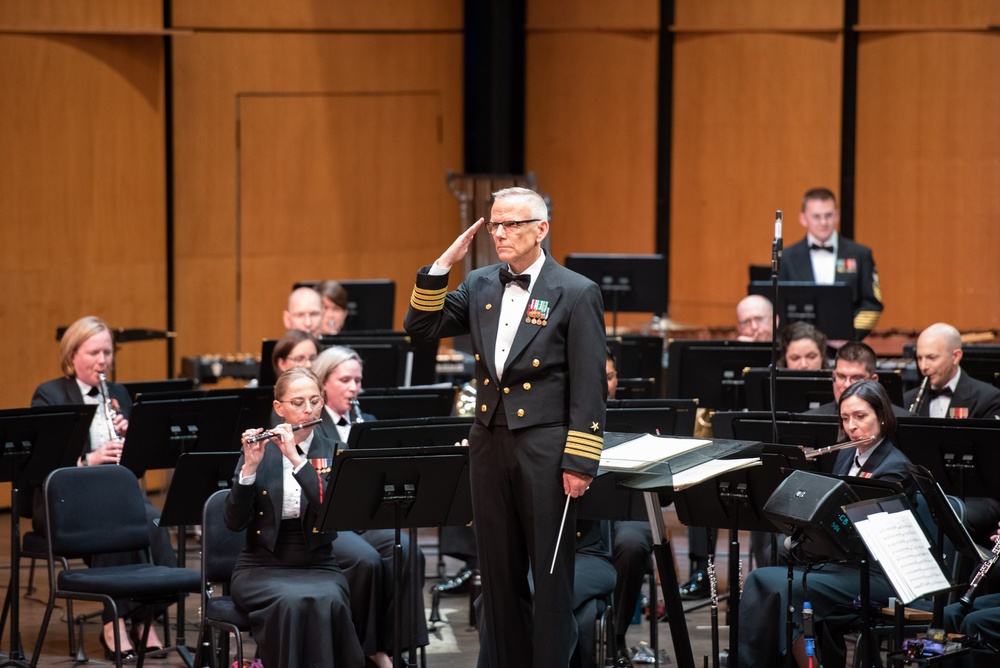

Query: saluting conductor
[{"left": 405, "top": 187, "right": 607, "bottom": 667}]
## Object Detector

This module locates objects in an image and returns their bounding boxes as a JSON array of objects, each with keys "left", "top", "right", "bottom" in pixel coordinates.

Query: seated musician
[
  {"left": 778, "top": 321, "right": 828, "bottom": 370},
  {"left": 804, "top": 341, "right": 910, "bottom": 416},
  {"left": 905, "top": 322, "right": 1000, "bottom": 547},
  {"left": 227, "top": 367, "right": 364, "bottom": 667},
  {"left": 31, "top": 315, "right": 174, "bottom": 659},
  {"left": 319, "top": 279, "right": 350, "bottom": 335},
  {"left": 310, "top": 345, "right": 427, "bottom": 667},
  {"left": 271, "top": 328, "right": 320, "bottom": 377},
  {"left": 738, "top": 380, "right": 914, "bottom": 668}
]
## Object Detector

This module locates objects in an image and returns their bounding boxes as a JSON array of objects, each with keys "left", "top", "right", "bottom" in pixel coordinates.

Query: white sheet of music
[
  {"left": 853, "top": 510, "right": 951, "bottom": 604},
  {"left": 598, "top": 435, "right": 711, "bottom": 471}
]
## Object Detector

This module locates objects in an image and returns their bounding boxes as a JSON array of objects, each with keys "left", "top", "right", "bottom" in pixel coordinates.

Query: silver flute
[
  {"left": 350, "top": 398, "right": 364, "bottom": 423},
  {"left": 959, "top": 538, "right": 1000, "bottom": 608},
  {"left": 245, "top": 419, "right": 323, "bottom": 444}
]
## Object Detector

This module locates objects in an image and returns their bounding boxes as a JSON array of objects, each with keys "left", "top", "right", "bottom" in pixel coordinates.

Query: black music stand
[
  {"left": 892, "top": 417, "right": 1000, "bottom": 500},
  {"left": 316, "top": 446, "right": 471, "bottom": 668},
  {"left": 670, "top": 444, "right": 810, "bottom": 667},
  {"left": 565, "top": 254, "right": 667, "bottom": 334},
  {"left": 119, "top": 395, "right": 243, "bottom": 476},
  {"left": 118, "top": 398, "right": 243, "bottom": 666},
  {"left": 156, "top": 451, "right": 239, "bottom": 666},
  {"left": 602, "top": 435, "right": 761, "bottom": 668},
  {"left": 0, "top": 405, "right": 94, "bottom": 667},
  {"left": 355, "top": 388, "right": 458, "bottom": 421},
  {"left": 748, "top": 281, "right": 856, "bottom": 341}
]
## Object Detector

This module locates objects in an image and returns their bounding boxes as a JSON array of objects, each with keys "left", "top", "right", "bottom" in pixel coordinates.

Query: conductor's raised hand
[{"left": 436, "top": 218, "right": 484, "bottom": 271}]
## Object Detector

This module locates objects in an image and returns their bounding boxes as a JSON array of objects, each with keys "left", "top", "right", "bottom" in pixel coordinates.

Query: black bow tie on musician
[{"left": 809, "top": 243, "right": 835, "bottom": 253}]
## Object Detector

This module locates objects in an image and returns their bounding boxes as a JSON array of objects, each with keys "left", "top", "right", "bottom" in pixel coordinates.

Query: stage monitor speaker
[{"left": 763, "top": 470, "right": 863, "bottom": 560}]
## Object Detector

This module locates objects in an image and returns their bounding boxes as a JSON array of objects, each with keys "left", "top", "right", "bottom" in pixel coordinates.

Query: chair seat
[
  {"left": 58, "top": 564, "right": 200, "bottom": 598},
  {"left": 205, "top": 597, "right": 251, "bottom": 629}
]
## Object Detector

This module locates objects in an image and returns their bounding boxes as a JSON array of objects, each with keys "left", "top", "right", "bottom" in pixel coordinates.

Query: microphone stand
[{"left": 770, "top": 210, "right": 783, "bottom": 444}]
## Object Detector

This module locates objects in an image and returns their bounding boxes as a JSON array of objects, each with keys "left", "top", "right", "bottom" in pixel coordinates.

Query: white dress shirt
[{"left": 808, "top": 231, "right": 838, "bottom": 285}]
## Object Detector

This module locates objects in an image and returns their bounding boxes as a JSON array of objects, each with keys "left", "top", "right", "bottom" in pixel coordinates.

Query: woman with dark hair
[
  {"left": 779, "top": 321, "right": 828, "bottom": 370},
  {"left": 271, "top": 328, "right": 320, "bottom": 377},
  {"left": 227, "top": 367, "right": 364, "bottom": 667},
  {"left": 738, "top": 379, "right": 914, "bottom": 668},
  {"left": 319, "top": 280, "right": 349, "bottom": 335}
]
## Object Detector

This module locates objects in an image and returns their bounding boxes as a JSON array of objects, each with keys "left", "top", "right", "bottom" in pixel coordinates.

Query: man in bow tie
[
  {"left": 904, "top": 322, "right": 1000, "bottom": 420},
  {"left": 778, "top": 187, "right": 883, "bottom": 339},
  {"left": 405, "top": 187, "right": 607, "bottom": 667}
]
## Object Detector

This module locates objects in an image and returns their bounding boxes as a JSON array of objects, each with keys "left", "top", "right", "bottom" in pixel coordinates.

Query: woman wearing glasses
[
  {"left": 271, "top": 329, "right": 320, "bottom": 377},
  {"left": 226, "top": 367, "right": 363, "bottom": 667},
  {"left": 311, "top": 346, "right": 427, "bottom": 668}
]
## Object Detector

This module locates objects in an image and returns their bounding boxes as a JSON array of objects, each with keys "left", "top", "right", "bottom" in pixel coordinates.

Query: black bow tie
[
  {"left": 86, "top": 386, "right": 99, "bottom": 397},
  {"left": 927, "top": 386, "right": 954, "bottom": 399},
  {"left": 499, "top": 267, "right": 530, "bottom": 290},
  {"left": 809, "top": 244, "right": 835, "bottom": 253},
  {"left": 337, "top": 417, "right": 349, "bottom": 427}
]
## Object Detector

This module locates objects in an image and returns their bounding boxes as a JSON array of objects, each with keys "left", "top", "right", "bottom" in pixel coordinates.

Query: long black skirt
[{"left": 231, "top": 521, "right": 364, "bottom": 668}]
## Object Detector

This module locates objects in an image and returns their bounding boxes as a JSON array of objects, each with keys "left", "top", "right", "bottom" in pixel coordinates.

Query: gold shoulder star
[{"left": 590, "top": 422, "right": 600, "bottom": 432}]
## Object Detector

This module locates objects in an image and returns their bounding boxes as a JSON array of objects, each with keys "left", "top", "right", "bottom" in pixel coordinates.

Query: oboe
[
  {"left": 245, "top": 419, "right": 323, "bottom": 444},
  {"left": 350, "top": 398, "right": 365, "bottom": 424},
  {"left": 908, "top": 375, "right": 930, "bottom": 414},
  {"left": 959, "top": 538, "right": 1000, "bottom": 608}
]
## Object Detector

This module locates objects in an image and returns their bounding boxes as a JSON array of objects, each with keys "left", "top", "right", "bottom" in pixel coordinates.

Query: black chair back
[
  {"left": 44, "top": 466, "right": 150, "bottom": 558},
  {"left": 202, "top": 490, "right": 245, "bottom": 586}
]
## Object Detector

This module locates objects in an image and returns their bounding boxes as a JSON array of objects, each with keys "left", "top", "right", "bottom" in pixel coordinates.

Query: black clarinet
[{"left": 960, "top": 539, "right": 1000, "bottom": 608}]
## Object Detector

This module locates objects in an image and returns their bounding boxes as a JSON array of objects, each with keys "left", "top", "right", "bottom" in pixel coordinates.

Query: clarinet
[
  {"left": 350, "top": 398, "right": 365, "bottom": 424},
  {"left": 97, "top": 371, "right": 120, "bottom": 442},
  {"left": 909, "top": 375, "right": 930, "bottom": 414},
  {"left": 959, "top": 538, "right": 1000, "bottom": 608}
]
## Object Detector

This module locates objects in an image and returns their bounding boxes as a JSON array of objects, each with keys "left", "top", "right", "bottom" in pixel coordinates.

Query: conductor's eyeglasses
[{"left": 485, "top": 219, "right": 541, "bottom": 234}]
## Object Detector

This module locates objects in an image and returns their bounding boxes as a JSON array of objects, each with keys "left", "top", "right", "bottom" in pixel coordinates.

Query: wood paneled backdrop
[{"left": 2, "top": 0, "right": 1000, "bottom": 414}]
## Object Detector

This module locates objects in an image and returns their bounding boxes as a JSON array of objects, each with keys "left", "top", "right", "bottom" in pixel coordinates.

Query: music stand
[
  {"left": 665, "top": 340, "right": 773, "bottom": 410},
  {"left": 0, "top": 405, "right": 94, "bottom": 667},
  {"left": 564, "top": 254, "right": 667, "bottom": 333},
  {"left": 119, "top": 395, "right": 243, "bottom": 476},
  {"left": 293, "top": 279, "right": 397, "bottom": 331},
  {"left": 748, "top": 281, "right": 856, "bottom": 341},
  {"left": 316, "top": 446, "right": 471, "bottom": 668},
  {"left": 603, "top": 435, "right": 761, "bottom": 668},
  {"left": 356, "top": 387, "right": 458, "bottom": 420},
  {"left": 742, "top": 368, "right": 833, "bottom": 412},
  {"left": 670, "top": 444, "right": 810, "bottom": 666},
  {"left": 893, "top": 417, "right": 1000, "bottom": 499},
  {"left": 153, "top": 451, "right": 239, "bottom": 666}
]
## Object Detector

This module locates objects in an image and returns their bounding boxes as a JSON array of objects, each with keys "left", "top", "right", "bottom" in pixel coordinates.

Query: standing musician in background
[
  {"left": 227, "top": 367, "right": 364, "bottom": 667},
  {"left": 310, "top": 345, "right": 427, "bottom": 667},
  {"left": 779, "top": 188, "right": 883, "bottom": 339},
  {"left": 31, "top": 315, "right": 173, "bottom": 660},
  {"left": 404, "top": 186, "right": 607, "bottom": 667}
]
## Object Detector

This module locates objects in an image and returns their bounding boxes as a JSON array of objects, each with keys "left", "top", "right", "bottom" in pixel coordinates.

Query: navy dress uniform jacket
[
  {"left": 404, "top": 254, "right": 608, "bottom": 475},
  {"left": 779, "top": 236, "right": 883, "bottom": 339}
]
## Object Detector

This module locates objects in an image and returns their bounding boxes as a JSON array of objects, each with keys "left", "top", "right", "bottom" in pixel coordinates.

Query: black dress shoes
[
  {"left": 614, "top": 647, "right": 633, "bottom": 667},
  {"left": 99, "top": 634, "right": 137, "bottom": 662},
  {"left": 434, "top": 568, "right": 475, "bottom": 596},
  {"left": 678, "top": 570, "right": 710, "bottom": 600}
]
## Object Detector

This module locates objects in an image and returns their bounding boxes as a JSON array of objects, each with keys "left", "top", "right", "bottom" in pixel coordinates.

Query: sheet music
[
  {"left": 854, "top": 510, "right": 951, "bottom": 604},
  {"left": 598, "top": 435, "right": 712, "bottom": 471},
  {"left": 668, "top": 457, "right": 762, "bottom": 491}
]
